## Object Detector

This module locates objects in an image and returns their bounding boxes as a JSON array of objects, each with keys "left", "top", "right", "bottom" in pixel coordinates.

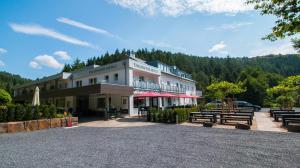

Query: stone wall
[{"left": 0, "top": 117, "right": 78, "bottom": 134}]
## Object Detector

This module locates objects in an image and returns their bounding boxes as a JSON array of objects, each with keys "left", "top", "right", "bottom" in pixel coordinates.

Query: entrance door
[
  {"left": 76, "top": 96, "right": 89, "bottom": 116},
  {"left": 121, "top": 96, "right": 129, "bottom": 114}
]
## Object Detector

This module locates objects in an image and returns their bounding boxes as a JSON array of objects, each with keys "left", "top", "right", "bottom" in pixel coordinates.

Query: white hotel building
[{"left": 14, "top": 56, "right": 201, "bottom": 116}]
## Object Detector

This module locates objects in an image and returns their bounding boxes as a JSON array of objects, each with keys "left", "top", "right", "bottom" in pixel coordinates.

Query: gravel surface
[{"left": 0, "top": 125, "right": 299, "bottom": 168}]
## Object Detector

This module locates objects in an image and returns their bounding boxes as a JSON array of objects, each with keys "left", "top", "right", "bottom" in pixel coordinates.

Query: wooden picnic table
[
  {"left": 220, "top": 113, "right": 253, "bottom": 125},
  {"left": 189, "top": 112, "right": 217, "bottom": 123},
  {"left": 281, "top": 114, "right": 300, "bottom": 127}
]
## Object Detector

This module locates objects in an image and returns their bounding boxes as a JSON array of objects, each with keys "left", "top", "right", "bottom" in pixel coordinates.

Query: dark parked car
[
  {"left": 234, "top": 101, "right": 261, "bottom": 111},
  {"left": 205, "top": 100, "right": 223, "bottom": 108}
]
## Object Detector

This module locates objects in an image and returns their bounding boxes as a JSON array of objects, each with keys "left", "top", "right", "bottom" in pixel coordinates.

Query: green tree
[
  {"left": 247, "top": 0, "right": 300, "bottom": 51},
  {"left": 267, "top": 75, "right": 300, "bottom": 109},
  {"left": 0, "top": 88, "right": 12, "bottom": 105},
  {"left": 207, "top": 81, "right": 246, "bottom": 111}
]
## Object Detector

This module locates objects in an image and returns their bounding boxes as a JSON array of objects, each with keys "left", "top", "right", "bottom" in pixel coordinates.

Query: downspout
[{"left": 123, "top": 61, "right": 127, "bottom": 85}]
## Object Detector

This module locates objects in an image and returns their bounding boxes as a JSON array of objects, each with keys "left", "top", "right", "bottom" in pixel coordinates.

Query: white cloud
[
  {"left": 205, "top": 22, "right": 253, "bottom": 31},
  {"left": 142, "top": 40, "right": 172, "bottom": 48},
  {"left": 0, "top": 48, "right": 7, "bottom": 55},
  {"left": 29, "top": 54, "right": 64, "bottom": 69},
  {"left": 54, "top": 51, "right": 71, "bottom": 60},
  {"left": 110, "top": 0, "right": 253, "bottom": 17},
  {"left": 0, "top": 60, "right": 5, "bottom": 67},
  {"left": 9, "top": 23, "right": 92, "bottom": 47},
  {"left": 251, "top": 42, "right": 297, "bottom": 57},
  {"left": 142, "top": 39, "right": 187, "bottom": 52},
  {"left": 29, "top": 61, "right": 42, "bottom": 69},
  {"left": 57, "top": 17, "right": 120, "bottom": 40},
  {"left": 209, "top": 41, "right": 227, "bottom": 54},
  {"left": 221, "top": 22, "right": 253, "bottom": 30}
]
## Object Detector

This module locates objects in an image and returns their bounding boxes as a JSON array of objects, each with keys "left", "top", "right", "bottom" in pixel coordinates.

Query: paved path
[
  {"left": 0, "top": 125, "right": 299, "bottom": 168},
  {"left": 255, "top": 112, "right": 286, "bottom": 132},
  {"left": 79, "top": 117, "right": 158, "bottom": 128}
]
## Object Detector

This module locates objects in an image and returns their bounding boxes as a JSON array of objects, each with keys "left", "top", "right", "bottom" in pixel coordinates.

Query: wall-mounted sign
[
  {"left": 130, "top": 60, "right": 160, "bottom": 75},
  {"left": 89, "top": 64, "right": 118, "bottom": 74}
]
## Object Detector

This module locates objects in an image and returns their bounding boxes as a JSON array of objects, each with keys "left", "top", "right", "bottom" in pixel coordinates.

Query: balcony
[
  {"left": 132, "top": 80, "right": 186, "bottom": 93},
  {"left": 132, "top": 80, "right": 160, "bottom": 91},
  {"left": 196, "top": 90, "right": 202, "bottom": 97}
]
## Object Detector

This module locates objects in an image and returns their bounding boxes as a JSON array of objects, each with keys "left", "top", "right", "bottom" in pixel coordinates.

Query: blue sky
[{"left": 0, "top": 0, "right": 297, "bottom": 79}]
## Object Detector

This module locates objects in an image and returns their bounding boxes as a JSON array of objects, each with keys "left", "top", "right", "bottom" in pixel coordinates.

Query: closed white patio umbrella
[{"left": 32, "top": 86, "right": 40, "bottom": 106}]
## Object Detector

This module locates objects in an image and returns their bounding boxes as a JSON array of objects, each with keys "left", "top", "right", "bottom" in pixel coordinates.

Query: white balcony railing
[{"left": 132, "top": 80, "right": 186, "bottom": 93}]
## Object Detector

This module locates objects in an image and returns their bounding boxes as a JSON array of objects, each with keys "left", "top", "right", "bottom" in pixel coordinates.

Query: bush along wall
[
  {"left": 147, "top": 107, "right": 197, "bottom": 124},
  {"left": 0, "top": 104, "right": 62, "bottom": 123}
]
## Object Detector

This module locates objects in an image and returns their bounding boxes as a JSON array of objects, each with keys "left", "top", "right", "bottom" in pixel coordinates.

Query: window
[
  {"left": 97, "top": 98, "right": 106, "bottom": 108},
  {"left": 105, "top": 75, "right": 109, "bottom": 82},
  {"left": 167, "top": 81, "right": 171, "bottom": 86},
  {"left": 122, "top": 99, "right": 127, "bottom": 105},
  {"left": 168, "top": 97, "right": 172, "bottom": 106},
  {"left": 176, "top": 83, "right": 179, "bottom": 87},
  {"left": 114, "top": 73, "right": 118, "bottom": 81},
  {"left": 76, "top": 80, "right": 82, "bottom": 87},
  {"left": 89, "top": 78, "right": 97, "bottom": 85},
  {"left": 134, "top": 97, "right": 145, "bottom": 108},
  {"left": 139, "top": 76, "right": 144, "bottom": 82}
]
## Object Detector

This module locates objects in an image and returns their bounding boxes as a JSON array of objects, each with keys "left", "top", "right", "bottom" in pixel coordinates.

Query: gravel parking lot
[{"left": 0, "top": 124, "right": 299, "bottom": 168}]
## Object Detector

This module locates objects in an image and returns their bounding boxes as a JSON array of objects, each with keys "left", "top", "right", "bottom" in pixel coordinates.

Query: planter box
[
  {"left": 203, "top": 122, "right": 213, "bottom": 127},
  {"left": 24, "top": 120, "right": 39, "bottom": 131},
  {"left": 38, "top": 119, "right": 50, "bottom": 130},
  {"left": 72, "top": 117, "right": 78, "bottom": 126},
  {"left": 287, "top": 124, "right": 300, "bottom": 132},
  {"left": 61, "top": 118, "right": 67, "bottom": 127},
  {"left": 7, "top": 121, "right": 25, "bottom": 133},
  {"left": 50, "top": 118, "right": 61, "bottom": 128},
  {"left": 0, "top": 123, "right": 8, "bottom": 133},
  {"left": 235, "top": 123, "right": 250, "bottom": 130}
]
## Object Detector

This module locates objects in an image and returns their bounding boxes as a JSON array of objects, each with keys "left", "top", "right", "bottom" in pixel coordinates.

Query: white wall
[{"left": 160, "top": 73, "right": 196, "bottom": 95}]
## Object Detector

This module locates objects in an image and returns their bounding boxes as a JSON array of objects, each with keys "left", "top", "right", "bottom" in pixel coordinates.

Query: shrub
[
  {"left": 7, "top": 104, "right": 15, "bottom": 121},
  {"left": 23, "top": 104, "right": 33, "bottom": 121},
  {"left": 49, "top": 104, "right": 57, "bottom": 118},
  {"left": 147, "top": 107, "right": 191, "bottom": 124},
  {"left": 33, "top": 105, "right": 40, "bottom": 120},
  {"left": 0, "top": 106, "right": 8, "bottom": 122},
  {"left": 0, "top": 89, "right": 12, "bottom": 105},
  {"left": 15, "top": 104, "right": 25, "bottom": 121},
  {"left": 41, "top": 105, "right": 50, "bottom": 118},
  {"left": 55, "top": 113, "right": 65, "bottom": 118}
]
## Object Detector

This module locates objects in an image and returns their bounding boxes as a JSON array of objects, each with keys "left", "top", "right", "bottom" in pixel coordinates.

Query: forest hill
[{"left": 1, "top": 49, "right": 300, "bottom": 106}]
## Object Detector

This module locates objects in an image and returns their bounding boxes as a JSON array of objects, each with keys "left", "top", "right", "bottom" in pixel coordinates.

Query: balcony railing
[
  {"left": 132, "top": 80, "right": 186, "bottom": 93},
  {"left": 196, "top": 90, "right": 202, "bottom": 97}
]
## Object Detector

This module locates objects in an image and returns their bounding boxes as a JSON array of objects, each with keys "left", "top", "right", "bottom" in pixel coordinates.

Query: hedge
[
  {"left": 0, "top": 89, "right": 12, "bottom": 105},
  {"left": 147, "top": 106, "right": 198, "bottom": 124},
  {"left": 0, "top": 104, "right": 61, "bottom": 122}
]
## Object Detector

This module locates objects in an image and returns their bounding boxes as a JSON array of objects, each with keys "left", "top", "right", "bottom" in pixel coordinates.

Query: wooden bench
[
  {"left": 273, "top": 112, "right": 300, "bottom": 121},
  {"left": 189, "top": 112, "right": 217, "bottom": 123},
  {"left": 269, "top": 109, "right": 294, "bottom": 117},
  {"left": 281, "top": 114, "right": 300, "bottom": 127},
  {"left": 234, "top": 111, "right": 254, "bottom": 118},
  {"left": 220, "top": 113, "right": 252, "bottom": 125}
]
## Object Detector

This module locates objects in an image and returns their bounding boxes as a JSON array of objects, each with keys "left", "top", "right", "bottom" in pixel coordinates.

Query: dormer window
[
  {"left": 105, "top": 75, "right": 109, "bottom": 82},
  {"left": 114, "top": 73, "right": 118, "bottom": 81},
  {"left": 76, "top": 80, "right": 82, "bottom": 87},
  {"left": 139, "top": 76, "right": 144, "bottom": 82}
]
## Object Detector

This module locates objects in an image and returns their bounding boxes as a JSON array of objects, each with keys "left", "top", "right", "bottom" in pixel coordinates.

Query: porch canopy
[
  {"left": 134, "top": 92, "right": 175, "bottom": 97},
  {"left": 177, "top": 94, "right": 200, "bottom": 98},
  {"left": 134, "top": 92, "right": 200, "bottom": 98}
]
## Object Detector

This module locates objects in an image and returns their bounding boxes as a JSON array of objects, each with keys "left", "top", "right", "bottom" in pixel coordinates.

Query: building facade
[{"left": 14, "top": 56, "right": 201, "bottom": 116}]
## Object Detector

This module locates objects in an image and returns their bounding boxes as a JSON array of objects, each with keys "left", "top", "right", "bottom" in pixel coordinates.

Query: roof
[{"left": 14, "top": 72, "right": 71, "bottom": 89}]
